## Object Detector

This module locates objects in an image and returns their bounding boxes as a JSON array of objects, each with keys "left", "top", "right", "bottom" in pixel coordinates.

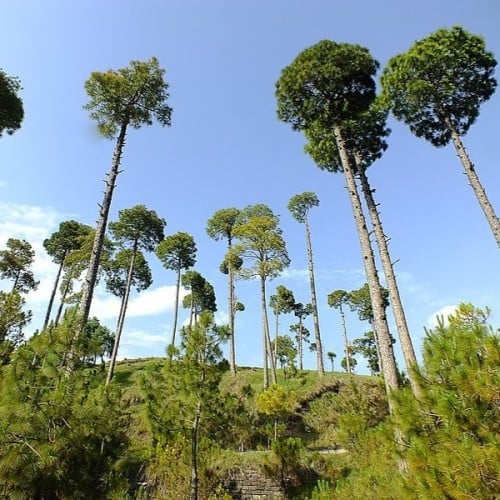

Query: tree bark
[
  {"left": 338, "top": 304, "right": 351, "bottom": 374},
  {"left": 261, "top": 276, "right": 277, "bottom": 388},
  {"left": 79, "top": 122, "right": 128, "bottom": 324},
  {"left": 298, "top": 318, "right": 304, "bottom": 371},
  {"left": 227, "top": 237, "right": 237, "bottom": 375},
  {"left": 106, "top": 244, "right": 136, "bottom": 385},
  {"left": 333, "top": 125, "right": 399, "bottom": 405},
  {"left": 43, "top": 256, "right": 65, "bottom": 330},
  {"left": 356, "top": 159, "right": 421, "bottom": 397},
  {"left": 190, "top": 401, "right": 201, "bottom": 500},
  {"left": 305, "top": 217, "right": 324, "bottom": 375},
  {"left": 444, "top": 116, "right": 500, "bottom": 249},
  {"left": 170, "top": 267, "right": 181, "bottom": 352},
  {"left": 54, "top": 278, "right": 70, "bottom": 326}
]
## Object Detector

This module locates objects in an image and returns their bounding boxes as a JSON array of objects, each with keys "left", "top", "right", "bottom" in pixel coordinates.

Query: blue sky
[{"left": 1, "top": 0, "right": 499, "bottom": 373}]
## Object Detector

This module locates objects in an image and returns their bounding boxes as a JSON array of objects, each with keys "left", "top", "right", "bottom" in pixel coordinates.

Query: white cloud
[
  {"left": 0, "top": 203, "right": 73, "bottom": 330},
  {"left": 91, "top": 284, "right": 187, "bottom": 320},
  {"left": 281, "top": 268, "right": 309, "bottom": 280},
  {"left": 122, "top": 329, "right": 167, "bottom": 346},
  {"left": 426, "top": 305, "right": 458, "bottom": 329}
]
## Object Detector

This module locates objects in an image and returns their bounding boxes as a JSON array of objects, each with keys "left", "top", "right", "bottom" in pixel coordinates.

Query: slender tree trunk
[
  {"left": 261, "top": 276, "right": 277, "bottom": 388},
  {"left": 338, "top": 304, "right": 351, "bottom": 374},
  {"left": 79, "top": 121, "right": 128, "bottom": 325},
  {"left": 190, "top": 401, "right": 201, "bottom": 500},
  {"left": 298, "top": 318, "right": 303, "bottom": 371},
  {"left": 304, "top": 218, "right": 324, "bottom": 375},
  {"left": 333, "top": 125, "right": 399, "bottom": 405},
  {"left": 170, "top": 267, "right": 181, "bottom": 351},
  {"left": 228, "top": 238, "right": 237, "bottom": 375},
  {"left": 274, "top": 311, "right": 279, "bottom": 361},
  {"left": 54, "top": 278, "right": 71, "bottom": 326},
  {"left": 43, "top": 257, "right": 65, "bottom": 330},
  {"left": 369, "top": 319, "right": 383, "bottom": 375},
  {"left": 356, "top": 159, "right": 421, "bottom": 397},
  {"left": 106, "top": 245, "right": 136, "bottom": 385},
  {"left": 444, "top": 116, "right": 500, "bottom": 249}
]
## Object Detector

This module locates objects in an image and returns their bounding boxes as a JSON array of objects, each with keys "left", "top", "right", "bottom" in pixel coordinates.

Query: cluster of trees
[{"left": 0, "top": 25, "right": 498, "bottom": 498}]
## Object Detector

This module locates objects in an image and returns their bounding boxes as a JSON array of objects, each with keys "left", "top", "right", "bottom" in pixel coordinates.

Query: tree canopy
[
  {"left": 0, "top": 69, "right": 24, "bottom": 137},
  {"left": 84, "top": 56, "right": 172, "bottom": 138},
  {"left": 381, "top": 25, "right": 497, "bottom": 146}
]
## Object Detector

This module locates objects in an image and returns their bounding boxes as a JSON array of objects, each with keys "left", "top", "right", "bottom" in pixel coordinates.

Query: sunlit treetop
[
  {"left": 275, "top": 40, "right": 379, "bottom": 131},
  {"left": 83, "top": 56, "right": 172, "bottom": 138},
  {"left": 380, "top": 26, "right": 497, "bottom": 146}
]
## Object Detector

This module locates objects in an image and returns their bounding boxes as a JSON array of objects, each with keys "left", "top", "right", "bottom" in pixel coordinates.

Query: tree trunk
[
  {"left": 356, "top": 159, "right": 421, "bottom": 397},
  {"left": 54, "top": 278, "right": 71, "bottom": 326},
  {"left": 274, "top": 311, "right": 279, "bottom": 362},
  {"left": 190, "top": 401, "right": 202, "bottom": 500},
  {"left": 333, "top": 125, "right": 399, "bottom": 405},
  {"left": 228, "top": 238, "right": 237, "bottom": 375},
  {"left": 43, "top": 256, "right": 65, "bottom": 330},
  {"left": 106, "top": 245, "right": 136, "bottom": 385},
  {"left": 339, "top": 304, "right": 351, "bottom": 374},
  {"left": 305, "top": 218, "right": 324, "bottom": 375},
  {"left": 261, "top": 276, "right": 277, "bottom": 388},
  {"left": 298, "top": 318, "right": 303, "bottom": 371},
  {"left": 170, "top": 267, "right": 181, "bottom": 352},
  {"left": 79, "top": 121, "right": 128, "bottom": 325},
  {"left": 444, "top": 116, "right": 500, "bottom": 249}
]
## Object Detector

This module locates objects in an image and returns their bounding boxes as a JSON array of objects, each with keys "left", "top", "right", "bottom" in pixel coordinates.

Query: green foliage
[
  {"left": 347, "top": 282, "right": 389, "bottom": 322},
  {"left": 276, "top": 40, "right": 378, "bottom": 131},
  {"left": 303, "top": 101, "right": 390, "bottom": 173},
  {"left": 271, "top": 335, "right": 298, "bottom": 378},
  {"left": 340, "top": 352, "right": 357, "bottom": 373},
  {"left": 84, "top": 57, "right": 172, "bottom": 138},
  {"left": 353, "top": 331, "right": 379, "bottom": 375},
  {"left": 0, "top": 316, "right": 129, "bottom": 497},
  {"left": 256, "top": 384, "right": 298, "bottom": 420},
  {"left": 43, "top": 220, "right": 93, "bottom": 265},
  {"left": 109, "top": 204, "right": 166, "bottom": 253},
  {"left": 0, "top": 238, "right": 39, "bottom": 293},
  {"left": 105, "top": 249, "right": 153, "bottom": 297},
  {"left": 333, "top": 303, "right": 499, "bottom": 499},
  {"left": 393, "top": 303, "right": 499, "bottom": 498},
  {"left": 182, "top": 270, "right": 217, "bottom": 318},
  {"left": 142, "top": 312, "right": 240, "bottom": 496},
  {"left": 79, "top": 316, "right": 115, "bottom": 365},
  {"left": 206, "top": 208, "right": 241, "bottom": 243},
  {"left": 0, "top": 291, "right": 31, "bottom": 363},
  {"left": 156, "top": 231, "right": 197, "bottom": 272},
  {"left": 287, "top": 192, "right": 319, "bottom": 224},
  {"left": 381, "top": 26, "right": 497, "bottom": 146},
  {"left": 232, "top": 207, "right": 290, "bottom": 281},
  {"left": 0, "top": 69, "right": 24, "bottom": 137}
]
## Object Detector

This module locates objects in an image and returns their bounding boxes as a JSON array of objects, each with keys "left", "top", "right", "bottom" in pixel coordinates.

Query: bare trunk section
[
  {"left": 339, "top": 304, "right": 351, "bottom": 374},
  {"left": 261, "top": 276, "right": 277, "bottom": 388},
  {"left": 228, "top": 237, "right": 237, "bottom": 374},
  {"left": 54, "top": 278, "right": 71, "bottom": 326},
  {"left": 333, "top": 125, "right": 399, "bottom": 405},
  {"left": 356, "top": 159, "right": 421, "bottom": 397},
  {"left": 170, "top": 268, "right": 182, "bottom": 353},
  {"left": 106, "top": 245, "right": 136, "bottom": 385},
  {"left": 445, "top": 117, "right": 500, "bottom": 249},
  {"left": 79, "top": 122, "right": 128, "bottom": 324},
  {"left": 297, "top": 318, "right": 304, "bottom": 371},
  {"left": 305, "top": 218, "right": 324, "bottom": 375},
  {"left": 190, "top": 400, "right": 201, "bottom": 500},
  {"left": 43, "top": 256, "right": 65, "bottom": 330}
]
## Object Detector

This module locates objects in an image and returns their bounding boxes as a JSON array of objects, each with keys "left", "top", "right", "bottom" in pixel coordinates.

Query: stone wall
[{"left": 221, "top": 466, "right": 285, "bottom": 499}]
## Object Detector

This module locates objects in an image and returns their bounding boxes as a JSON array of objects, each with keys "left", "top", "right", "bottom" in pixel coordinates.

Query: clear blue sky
[{"left": 1, "top": 0, "right": 499, "bottom": 373}]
